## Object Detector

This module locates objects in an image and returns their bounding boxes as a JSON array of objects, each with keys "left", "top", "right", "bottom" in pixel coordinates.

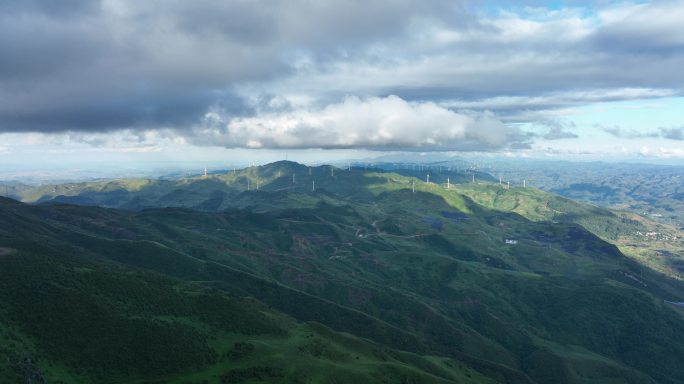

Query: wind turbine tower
[
  {"left": 312, "top": 180, "right": 315, "bottom": 192},
  {"left": 412, "top": 180, "right": 415, "bottom": 193},
  {"left": 204, "top": 167, "right": 208, "bottom": 178},
  {"left": 447, "top": 177, "right": 450, "bottom": 190},
  {"left": 426, "top": 174, "right": 430, "bottom": 184},
  {"left": 523, "top": 179, "right": 526, "bottom": 188}
]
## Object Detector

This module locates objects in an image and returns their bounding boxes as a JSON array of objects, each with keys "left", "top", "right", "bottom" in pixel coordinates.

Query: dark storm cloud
[
  {"left": 0, "top": 0, "right": 683, "bottom": 151},
  {"left": 0, "top": 0, "right": 462, "bottom": 134},
  {"left": 0, "top": 0, "right": 286, "bottom": 132}
]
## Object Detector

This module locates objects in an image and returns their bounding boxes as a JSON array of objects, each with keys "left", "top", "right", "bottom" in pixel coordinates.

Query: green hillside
[
  {"left": 448, "top": 182, "right": 683, "bottom": 280},
  {"left": 474, "top": 161, "right": 684, "bottom": 227},
  {"left": 2, "top": 161, "right": 684, "bottom": 383},
  {"left": 0, "top": 198, "right": 498, "bottom": 384}
]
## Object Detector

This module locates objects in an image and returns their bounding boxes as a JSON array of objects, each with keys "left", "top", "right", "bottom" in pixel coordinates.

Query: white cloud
[
  {"left": 191, "top": 96, "right": 524, "bottom": 151},
  {"left": 637, "top": 145, "right": 684, "bottom": 158},
  {"left": 0, "top": 130, "right": 176, "bottom": 153},
  {"left": 655, "top": 147, "right": 684, "bottom": 158},
  {"left": 2, "top": 0, "right": 684, "bottom": 157}
]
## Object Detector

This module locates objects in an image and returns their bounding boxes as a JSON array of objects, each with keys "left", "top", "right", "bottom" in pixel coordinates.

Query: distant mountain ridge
[{"left": 15, "top": 160, "right": 684, "bottom": 278}]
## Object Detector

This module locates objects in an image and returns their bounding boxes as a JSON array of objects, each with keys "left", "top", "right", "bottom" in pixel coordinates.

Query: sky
[{"left": 1, "top": 0, "right": 683, "bottom": 177}]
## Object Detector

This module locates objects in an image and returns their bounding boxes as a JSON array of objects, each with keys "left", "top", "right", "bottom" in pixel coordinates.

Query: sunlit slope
[
  {"left": 15, "top": 161, "right": 486, "bottom": 210},
  {"left": 3, "top": 187, "right": 684, "bottom": 383},
  {"left": 483, "top": 161, "right": 684, "bottom": 226},
  {"left": 450, "top": 182, "right": 683, "bottom": 280}
]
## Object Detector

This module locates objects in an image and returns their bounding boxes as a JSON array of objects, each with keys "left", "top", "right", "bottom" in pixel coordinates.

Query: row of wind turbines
[{"left": 201, "top": 161, "right": 528, "bottom": 194}]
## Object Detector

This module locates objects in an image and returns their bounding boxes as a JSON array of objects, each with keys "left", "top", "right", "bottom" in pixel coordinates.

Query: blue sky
[{"left": 0, "top": 0, "right": 683, "bottom": 175}]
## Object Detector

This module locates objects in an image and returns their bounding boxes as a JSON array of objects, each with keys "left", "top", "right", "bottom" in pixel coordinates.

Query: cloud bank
[
  {"left": 0, "top": 0, "right": 683, "bottom": 152},
  {"left": 192, "top": 96, "right": 526, "bottom": 151}
]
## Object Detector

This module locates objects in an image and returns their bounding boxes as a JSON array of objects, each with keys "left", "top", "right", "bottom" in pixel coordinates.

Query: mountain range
[{"left": 1, "top": 161, "right": 683, "bottom": 383}]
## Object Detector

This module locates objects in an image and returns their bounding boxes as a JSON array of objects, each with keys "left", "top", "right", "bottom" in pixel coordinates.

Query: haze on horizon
[{"left": 1, "top": 0, "right": 684, "bottom": 175}]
